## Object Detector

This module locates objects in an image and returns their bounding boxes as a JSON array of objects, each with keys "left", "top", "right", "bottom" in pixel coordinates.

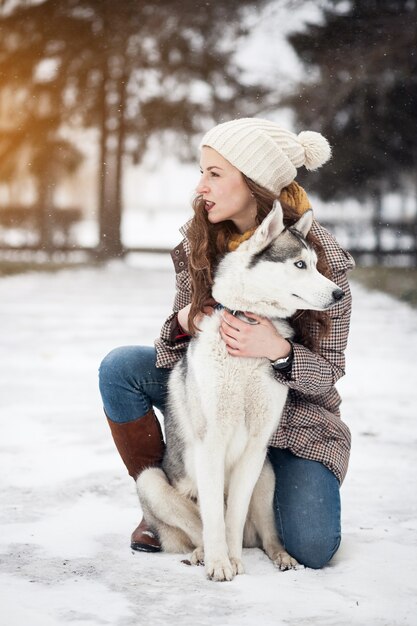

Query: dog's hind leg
[
  {"left": 247, "top": 459, "right": 298, "bottom": 571},
  {"left": 137, "top": 467, "right": 203, "bottom": 552},
  {"left": 147, "top": 520, "right": 195, "bottom": 554}
]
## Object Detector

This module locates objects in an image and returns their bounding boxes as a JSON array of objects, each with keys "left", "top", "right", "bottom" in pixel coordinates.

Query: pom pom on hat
[
  {"left": 200, "top": 118, "right": 332, "bottom": 196},
  {"left": 297, "top": 131, "right": 332, "bottom": 171}
]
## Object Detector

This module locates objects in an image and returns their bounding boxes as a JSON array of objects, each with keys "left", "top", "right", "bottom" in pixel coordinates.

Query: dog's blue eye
[{"left": 294, "top": 260, "right": 307, "bottom": 269}]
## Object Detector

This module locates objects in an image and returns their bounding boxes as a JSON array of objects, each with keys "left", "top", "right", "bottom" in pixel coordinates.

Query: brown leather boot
[
  {"left": 107, "top": 408, "right": 165, "bottom": 552},
  {"left": 130, "top": 518, "right": 161, "bottom": 553}
]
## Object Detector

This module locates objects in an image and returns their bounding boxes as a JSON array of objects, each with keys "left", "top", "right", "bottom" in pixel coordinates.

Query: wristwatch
[{"left": 270, "top": 343, "right": 294, "bottom": 371}]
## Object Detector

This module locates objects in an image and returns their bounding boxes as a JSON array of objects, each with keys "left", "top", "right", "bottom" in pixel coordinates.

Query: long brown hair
[{"left": 186, "top": 176, "right": 331, "bottom": 351}]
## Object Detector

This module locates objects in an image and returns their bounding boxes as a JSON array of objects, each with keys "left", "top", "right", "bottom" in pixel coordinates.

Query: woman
[{"left": 99, "top": 118, "right": 354, "bottom": 569}]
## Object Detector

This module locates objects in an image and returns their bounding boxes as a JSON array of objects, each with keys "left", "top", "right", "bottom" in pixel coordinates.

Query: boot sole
[{"left": 131, "top": 541, "right": 162, "bottom": 553}]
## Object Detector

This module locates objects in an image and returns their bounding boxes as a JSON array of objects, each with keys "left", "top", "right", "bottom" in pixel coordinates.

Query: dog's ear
[
  {"left": 292, "top": 209, "right": 313, "bottom": 238},
  {"left": 251, "top": 200, "right": 285, "bottom": 250}
]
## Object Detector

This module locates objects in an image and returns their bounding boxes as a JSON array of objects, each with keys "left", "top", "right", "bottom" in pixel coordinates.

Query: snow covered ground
[{"left": 1, "top": 255, "right": 417, "bottom": 626}]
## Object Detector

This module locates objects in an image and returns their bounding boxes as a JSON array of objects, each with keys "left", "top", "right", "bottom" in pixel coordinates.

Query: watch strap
[{"left": 270, "top": 342, "right": 294, "bottom": 371}]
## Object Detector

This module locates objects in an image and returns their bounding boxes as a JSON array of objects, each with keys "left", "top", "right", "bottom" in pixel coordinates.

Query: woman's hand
[
  {"left": 177, "top": 304, "right": 192, "bottom": 332},
  {"left": 177, "top": 298, "right": 217, "bottom": 333},
  {"left": 219, "top": 310, "right": 292, "bottom": 360}
]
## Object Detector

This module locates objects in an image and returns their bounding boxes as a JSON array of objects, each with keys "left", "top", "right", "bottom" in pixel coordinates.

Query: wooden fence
[
  {"left": 0, "top": 209, "right": 416, "bottom": 266},
  {"left": 319, "top": 219, "right": 417, "bottom": 265}
]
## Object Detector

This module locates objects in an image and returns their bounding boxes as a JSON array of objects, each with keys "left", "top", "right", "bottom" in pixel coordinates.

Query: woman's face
[{"left": 196, "top": 146, "right": 257, "bottom": 233}]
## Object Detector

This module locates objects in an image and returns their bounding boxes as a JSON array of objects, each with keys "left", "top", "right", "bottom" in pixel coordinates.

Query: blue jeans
[{"left": 99, "top": 345, "right": 341, "bottom": 569}]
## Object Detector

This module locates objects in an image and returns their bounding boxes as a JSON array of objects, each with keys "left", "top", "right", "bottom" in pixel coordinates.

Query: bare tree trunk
[
  {"left": 96, "top": 9, "right": 124, "bottom": 260},
  {"left": 114, "top": 63, "right": 128, "bottom": 240},
  {"left": 373, "top": 187, "right": 383, "bottom": 265},
  {"left": 413, "top": 150, "right": 417, "bottom": 267},
  {"left": 97, "top": 55, "right": 108, "bottom": 256},
  {"left": 98, "top": 67, "right": 125, "bottom": 259},
  {"left": 37, "top": 162, "right": 55, "bottom": 251}
]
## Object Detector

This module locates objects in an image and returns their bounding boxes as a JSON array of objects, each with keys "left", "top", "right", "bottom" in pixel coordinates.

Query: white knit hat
[{"left": 200, "top": 117, "right": 331, "bottom": 196}]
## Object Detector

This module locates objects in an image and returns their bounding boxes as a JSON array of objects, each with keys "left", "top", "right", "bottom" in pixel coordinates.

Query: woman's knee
[
  {"left": 285, "top": 531, "right": 341, "bottom": 570},
  {"left": 99, "top": 346, "right": 126, "bottom": 382},
  {"left": 99, "top": 346, "right": 127, "bottom": 395},
  {"left": 99, "top": 345, "right": 148, "bottom": 388},
  {"left": 98, "top": 345, "right": 168, "bottom": 422},
  {"left": 269, "top": 449, "right": 342, "bottom": 569},
  {"left": 98, "top": 345, "right": 149, "bottom": 410}
]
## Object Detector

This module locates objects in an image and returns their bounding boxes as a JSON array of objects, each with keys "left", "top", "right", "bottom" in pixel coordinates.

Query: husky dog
[{"left": 137, "top": 201, "right": 344, "bottom": 581}]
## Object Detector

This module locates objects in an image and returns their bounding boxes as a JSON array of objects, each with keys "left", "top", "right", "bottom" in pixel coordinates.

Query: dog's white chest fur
[
  {"left": 168, "top": 309, "right": 292, "bottom": 494},
  {"left": 189, "top": 310, "right": 292, "bottom": 432}
]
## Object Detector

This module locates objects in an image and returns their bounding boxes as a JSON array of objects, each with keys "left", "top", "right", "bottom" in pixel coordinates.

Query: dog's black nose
[{"left": 333, "top": 288, "right": 345, "bottom": 302}]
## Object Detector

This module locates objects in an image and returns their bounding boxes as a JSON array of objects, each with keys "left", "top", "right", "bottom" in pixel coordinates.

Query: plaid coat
[{"left": 154, "top": 219, "right": 355, "bottom": 484}]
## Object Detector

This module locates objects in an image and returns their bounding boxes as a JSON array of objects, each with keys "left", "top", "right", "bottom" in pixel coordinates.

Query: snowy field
[{"left": 1, "top": 255, "right": 417, "bottom": 626}]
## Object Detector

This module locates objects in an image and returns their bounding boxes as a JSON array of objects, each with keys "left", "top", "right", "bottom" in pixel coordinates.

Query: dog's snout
[{"left": 333, "top": 288, "right": 345, "bottom": 302}]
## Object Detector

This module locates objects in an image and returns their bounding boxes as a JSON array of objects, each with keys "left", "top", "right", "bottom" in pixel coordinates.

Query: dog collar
[{"left": 214, "top": 303, "right": 259, "bottom": 325}]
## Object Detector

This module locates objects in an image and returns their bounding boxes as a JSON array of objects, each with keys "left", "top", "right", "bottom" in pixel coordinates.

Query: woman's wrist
[
  {"left": 177, "top": 305, "right": 191, "bottom": 333},
  {"left": 269, "top": 339, "right": 294, "bottom": 372},
  {"left": 267, "top": 338, "right": 293, "bottom": 362},
  {"left": 176, "top": 314, "right": 187, "bottom": 334}
]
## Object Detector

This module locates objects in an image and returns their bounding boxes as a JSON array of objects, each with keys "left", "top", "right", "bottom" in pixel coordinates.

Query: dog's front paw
[
  {"left": 273, "top": 550, "right": 299, "bottom": 571},
  {"left": 229, "top": 556, "right": 245, "bottom": 576},
  {"left": 190, "top": 546, "right": 204, "bottom": 566},
  {"left": 205, "top": 556, "right": 234, "bottom": 582}
]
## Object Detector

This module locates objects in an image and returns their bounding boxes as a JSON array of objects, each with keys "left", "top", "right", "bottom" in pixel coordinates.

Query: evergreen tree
[{"left": 282, "top": 0, "right": 417, "bottom": 203}]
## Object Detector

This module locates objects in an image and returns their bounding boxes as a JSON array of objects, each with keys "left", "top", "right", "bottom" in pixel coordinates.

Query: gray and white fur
[{"left": 137, "top": 201, "right": 344, "bottom": 581}]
